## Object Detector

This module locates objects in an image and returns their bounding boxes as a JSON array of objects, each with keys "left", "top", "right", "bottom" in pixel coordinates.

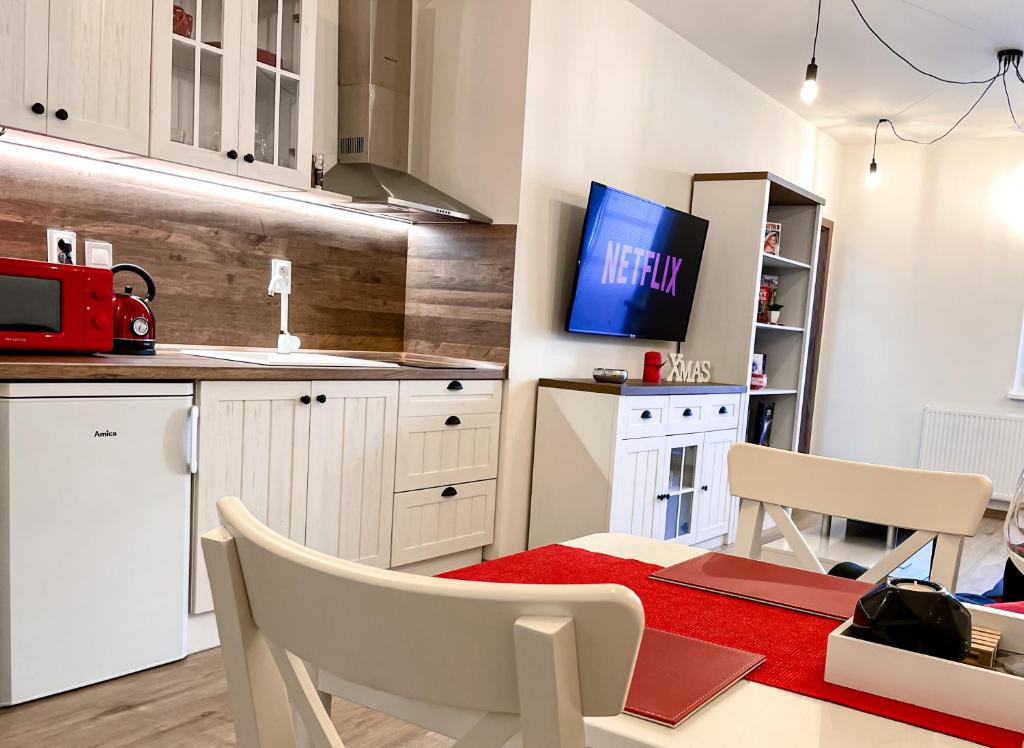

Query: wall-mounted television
[{"left": 565, "top": 182, "right": 709, "bottom": 342}]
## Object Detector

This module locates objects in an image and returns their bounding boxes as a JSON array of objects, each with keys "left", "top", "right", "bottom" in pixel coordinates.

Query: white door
[
  {"left": 694, "top": 429, "right": 736, "bottom": 543},
  {"left": 191, "top": 380, "right": 312, "bottom": 614},
  {"left": 46, "top": 0, "right": 152, "bottom": 154},
  {"left": 609, "top": 436, "right": 667, "bottom": 539},
  {"left": 150, "top": 0, "right": 243, "bottom": 173},
  {"left": 306, "top": 381, "right": 398, "bottom": 569},
  {"left": 660, "top": 432, "right": 702, "bottom": 545},
  {"left": 236, "top": 0, "right": 316, "bottom": 188},
  {"left": 0, "top": 0, "right": 49, "bottom": 132}
]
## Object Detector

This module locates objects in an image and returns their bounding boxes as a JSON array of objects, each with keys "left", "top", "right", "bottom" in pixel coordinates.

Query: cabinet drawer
[
  {"left": 395, "top": 413, "right": 500, "bottom": 491},
  {"left": 399, "top": 379, "right": 502, "bottom": 417},
  {"left": 701, "top": 394, "right": 741, "bottom": 431},
  {"left": 620, "top": 396, "right": 669, "bottom": 439},
  {"left": 667, "top": 396, "right": 705, "bottom": 434},
  {"left": 391, "top": 480, "right": 496, "bottom": 566}
]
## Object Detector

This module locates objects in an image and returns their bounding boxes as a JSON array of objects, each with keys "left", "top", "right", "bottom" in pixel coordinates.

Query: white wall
[
  {"left": 490, "top": 0, "right": 842, "bottom": 555},
  {"left": 812, "top": 137, "right": 1024, "bottom": 468},
  {"left": 409, "top": 0, "right": 531, "bottom": 224}
]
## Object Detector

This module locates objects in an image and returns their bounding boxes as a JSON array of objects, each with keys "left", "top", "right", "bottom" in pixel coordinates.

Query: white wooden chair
[
  {"left": 728, "top": 443, "right": 992, "bottom": 591},
  {"left": 202, "top": 496, "right": 645, "bottom": 748}
]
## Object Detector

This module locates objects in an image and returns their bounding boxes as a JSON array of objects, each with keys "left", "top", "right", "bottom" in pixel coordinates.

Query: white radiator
[{"left": 919, "top": 406, "right": 1024, "bottom": 501}]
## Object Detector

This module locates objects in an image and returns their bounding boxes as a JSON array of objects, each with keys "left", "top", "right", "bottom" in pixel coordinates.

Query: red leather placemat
[
  {"left": 625, "top": 627, "right": 764, "bottom": 726},
  {"left": 441, "top": 544, "right": 1024, "bottom": 748},
  {"left": 652, "top": 551, "right": 872, "bottom": 620}
]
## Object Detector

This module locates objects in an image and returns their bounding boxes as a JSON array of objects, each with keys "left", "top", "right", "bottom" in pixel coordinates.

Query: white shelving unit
[{"left": 685, "top": 172, "right": 824, "bottom": 452}]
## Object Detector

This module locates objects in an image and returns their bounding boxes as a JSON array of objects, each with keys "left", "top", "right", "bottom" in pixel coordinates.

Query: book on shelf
[
  {"left": 763, "top": 221, "right": 781, "bottom": 256},
  {"left": 750, "top": 353, "right": 766, "bottom": 390},
  {"left": 757, "top": 274, "right": 778, "bottom": 324},
  {"left": 747, "top": 399, "right": 774, "bottom": 445}
]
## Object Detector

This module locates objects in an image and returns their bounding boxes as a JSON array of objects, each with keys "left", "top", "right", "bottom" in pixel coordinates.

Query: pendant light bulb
[
  {"left": 801, "top": 62, "right": 819, "bottom": 104},
  {"left": 866, "top": 159, "right": 881, "bottom": 189}
]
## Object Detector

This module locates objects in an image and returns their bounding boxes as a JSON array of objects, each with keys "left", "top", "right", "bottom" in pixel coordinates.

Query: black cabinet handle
[
  {"left": 243, "top": 153, "right": 255, "bottom": 163},
  {"left": 299, "top": 395, "right": 311, "bottom": 404},
  {"left": 640, "top": 410, "right": 653, "bottom": 420},
  {"left": 656, "top": 493, "right": 670, "bottom": 501},
  {"left": 447, "top": 380, "right": 464, "bottom": 391},
  {"left": 55, "top": 108, "right": 69, "bottom": 121},
  {"left": 444, "top": 415, "right": 461, "bottom": 426},
  {"left": 31, "top": 102, "right": 45, "bottom": 115},
  {"left": 683, "top": 408, "right": 693, "bottom": 417},
  {"left": 226, "top": 149, "right": 238, "bottom": 159},
  {"left": 441, "top": 486, "right": 458, "bottom": 498},
  {"left": 701, "top": 485, "right": 709, "bottom": 492},
  {"left": 719, "top": 406, "right": 728, "bottom": 415},
  {"left": 316, "top": 394, "right": 327, "bottom": 404}
]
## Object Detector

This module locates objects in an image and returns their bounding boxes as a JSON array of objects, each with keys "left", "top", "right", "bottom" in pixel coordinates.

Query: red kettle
[{"left": 111, "top": 263, "right": 157, "bottom": 355}]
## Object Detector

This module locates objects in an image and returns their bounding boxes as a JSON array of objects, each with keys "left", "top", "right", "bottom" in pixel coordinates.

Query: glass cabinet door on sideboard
[{"left": 660, "top": 433, "right": 700, "bottom": 545}]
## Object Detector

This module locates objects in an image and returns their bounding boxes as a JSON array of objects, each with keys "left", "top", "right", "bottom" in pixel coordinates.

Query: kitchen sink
[{"left": 180, "top": 350, "right": 399, "bottom": 368}]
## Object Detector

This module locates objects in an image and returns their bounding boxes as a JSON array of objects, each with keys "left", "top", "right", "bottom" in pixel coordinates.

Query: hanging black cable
[
  {"left": 847, "top": 0, "right": 999, "bottom": 86},
  {"left": 801, "top": 0, "right": 824, "bottom": 103},
  {"left": 881, "top": 76, "right": 999, "bottom": 145},
  {"left": 1003, "top": 58, "right": 1024, "bottom": 133}
]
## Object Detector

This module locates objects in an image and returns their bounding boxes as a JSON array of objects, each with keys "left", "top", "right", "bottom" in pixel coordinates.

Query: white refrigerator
[{"left": 1, "top": 382, "right": 195, "bottom": 705}]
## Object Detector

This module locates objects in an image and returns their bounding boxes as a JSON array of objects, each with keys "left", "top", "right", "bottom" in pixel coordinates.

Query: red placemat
[{"left": 441, "top": 544, "right": 1024, "bottom": 748}]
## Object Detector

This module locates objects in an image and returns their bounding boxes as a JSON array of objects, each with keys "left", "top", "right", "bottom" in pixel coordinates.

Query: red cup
[
  {"left": 643, "top": 351, "right": 664, "bottom": 384},
  {"left": 173, "top": 5, "right": 194, "bottom": 39}
]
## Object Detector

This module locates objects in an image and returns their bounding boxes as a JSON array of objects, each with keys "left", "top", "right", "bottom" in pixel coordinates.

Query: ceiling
[{"left": 630, "top": 0, "right": 1024, "bottom": 143}]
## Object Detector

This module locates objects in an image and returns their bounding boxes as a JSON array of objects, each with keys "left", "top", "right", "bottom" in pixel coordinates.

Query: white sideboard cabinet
[{"left": 528, "top": 379, "right": 746, "bottom": 549}]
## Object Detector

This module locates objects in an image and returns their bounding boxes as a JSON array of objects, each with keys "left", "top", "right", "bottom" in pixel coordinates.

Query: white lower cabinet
[
  {"left": 191, "top": 380, "right": 312, "bottom": 614},
  {"left": 191, "top": 377, "right": 501, "bottom": 613},
  {"left": 305, "top": 381, "right": 397, "bottom": 568},
  {"left": 391, "top": 479, "right": 496, "bottom": 567},
  {"left": 529, "top": 383, "right": 745, "bottom": 549}
]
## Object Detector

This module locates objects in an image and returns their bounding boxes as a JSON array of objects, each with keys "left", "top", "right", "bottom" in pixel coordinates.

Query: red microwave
[{"left": 0, "top": 257, "right": 113, "bottom": 352}]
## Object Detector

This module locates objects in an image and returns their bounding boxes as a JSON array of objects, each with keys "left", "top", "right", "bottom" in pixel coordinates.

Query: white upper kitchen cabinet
[
  {"left": 151, "top": 0, "right": 317, "bottom": 188},
  {"left": 0, "top": 0, "right": 49, "bottom": 132},
  {"left": 151, "top": 0, "right": 243, "bottom": 175},
  {"left": 0, "top": 0, "right": 152, "bottom": 154},
  {"left": 305, "top": 381, "right": 398, "bottom": 569}
]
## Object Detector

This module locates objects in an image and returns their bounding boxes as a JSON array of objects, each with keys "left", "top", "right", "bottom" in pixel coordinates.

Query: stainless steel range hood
[{"left": 320, "top": 0, "right": 491, "bottom": 224}]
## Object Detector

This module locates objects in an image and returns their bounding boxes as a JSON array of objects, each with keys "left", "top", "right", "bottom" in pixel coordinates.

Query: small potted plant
[{"left": 768, "top": 291, "right": 784, "bottom": 325}]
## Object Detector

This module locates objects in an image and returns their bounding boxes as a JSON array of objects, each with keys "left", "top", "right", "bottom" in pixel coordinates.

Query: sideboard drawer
[
  {"left": 395, "top": 413, "right": 500, "bottom": 491},
  {"left": 399, "top": 379, "right": 502, "bottom": 418},
  {"left": 701, "top": 394, "right": 741, "bottom": 431},
  {"left": 391, "top": 479, "right": 496, "bottom": 566},
  {"left": 620, "top": 396, "right": 669, "bottom": 439},
  {"left": 667, "top": 396, "right": 705, "bottom": 434}
]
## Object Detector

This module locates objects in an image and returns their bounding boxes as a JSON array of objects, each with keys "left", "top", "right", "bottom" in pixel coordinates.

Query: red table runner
[{"left": 441, "top": 544, "right": 1024, "bottom": 748}]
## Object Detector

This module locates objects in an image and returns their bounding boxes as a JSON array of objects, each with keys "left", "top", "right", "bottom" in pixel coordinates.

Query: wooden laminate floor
[{"left": 0, "top": 520, "right": 1011, "bottom": 747}]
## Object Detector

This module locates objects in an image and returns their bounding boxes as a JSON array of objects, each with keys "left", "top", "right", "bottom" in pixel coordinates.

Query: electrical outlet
[
  {"left": 270, "top": 259, "right": 292, "bottom": 294},
  {"left": 47, "top": 229, "right": 77, "bottom": 265},
  {"left": 84, "top": 240, "right": 113, "bottom": 269}
]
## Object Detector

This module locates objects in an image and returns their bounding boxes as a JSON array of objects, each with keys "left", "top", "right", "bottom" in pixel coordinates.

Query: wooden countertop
[
  {"left": 538, "top": 378, "right": 746, "bottom": 396},
  {"left": 0, "top": 348, "right": 506, "bottom": 382}
]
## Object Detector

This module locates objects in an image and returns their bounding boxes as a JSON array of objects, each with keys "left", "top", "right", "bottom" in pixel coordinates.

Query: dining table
[{"left": 316, "top": 533, "right": 993, "bottom": 747}]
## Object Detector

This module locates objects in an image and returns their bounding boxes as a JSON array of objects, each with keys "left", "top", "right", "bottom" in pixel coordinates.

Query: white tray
[{"left": 825, "top": 604, "right": 1024, "bottom": 732}]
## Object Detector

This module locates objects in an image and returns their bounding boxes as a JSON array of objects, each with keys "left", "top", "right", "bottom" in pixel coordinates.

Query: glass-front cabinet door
[
  {"left": 151, "top": 0, "right": 242, "bottom": 174},
  {"left": 237, "top": 0, "right": 316, "bottom": 189},
  {"left": 658, "top": 433, "right": 702, "bottom": 545}
]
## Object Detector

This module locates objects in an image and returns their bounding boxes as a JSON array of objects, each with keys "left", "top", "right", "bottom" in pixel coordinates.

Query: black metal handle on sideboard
[
  {"left": 441, "top": 486, "right": 458, "bottom": 498},
  {"left": 656, "top": 493, "right": 670, "bottom": 501},
  {"left": 640, "top": 410, "right": 653, "bottom": 420},
  {"left": 683, "top": 408, "right": 693, "bottom": 417},
  {"left": 447, "top": 380, "right": 464, "bottom": 391},
  {"left": 300, "top": 395, "right": 311, "bottom": 404},
  {"left": 444, "top": 415, "right": 461, "bottom": 426},
  {"left": 719, "top": 406, "right": 728, "bottom": 414}
]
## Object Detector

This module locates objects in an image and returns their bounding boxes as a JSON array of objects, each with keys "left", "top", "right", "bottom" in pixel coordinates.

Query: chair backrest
[
  {"left": 203, "top": 496, "right": 644, "bottom": 748},
  {"left": 728, "top": 444, "right": 992, "bottom": 591}
]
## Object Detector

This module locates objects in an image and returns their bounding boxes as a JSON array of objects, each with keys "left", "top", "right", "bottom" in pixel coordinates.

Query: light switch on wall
[
  {"left": 84, "top": 241, "right": 113, "bottom": 269},
  {"left": 46, "top": 229, "right": 77, "bottom": 265}
]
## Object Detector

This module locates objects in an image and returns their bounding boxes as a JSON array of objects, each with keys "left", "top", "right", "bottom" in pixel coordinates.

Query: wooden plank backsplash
[{"left": 0, "top": 144, "right": 515, "bottom": 361}]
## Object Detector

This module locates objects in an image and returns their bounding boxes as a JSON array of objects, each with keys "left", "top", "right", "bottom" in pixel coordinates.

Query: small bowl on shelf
[{"left": 593, "top": 368, "right": 628, "bottom": 384}]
